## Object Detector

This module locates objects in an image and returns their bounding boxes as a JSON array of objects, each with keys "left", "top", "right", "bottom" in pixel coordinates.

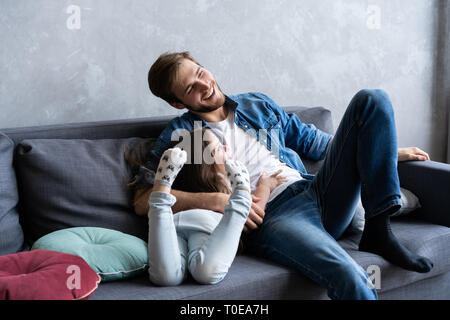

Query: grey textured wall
[{"left": 0, "top": 0, "right": 448, "bottom": 162}]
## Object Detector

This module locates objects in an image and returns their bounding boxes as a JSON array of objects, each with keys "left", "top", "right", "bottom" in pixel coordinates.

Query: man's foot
[
  {"left": 154, "top": 147, "right": 187, "bottom": 188},
  {"left": 359, "top": 209, "right": 434, "bottom": 273}
]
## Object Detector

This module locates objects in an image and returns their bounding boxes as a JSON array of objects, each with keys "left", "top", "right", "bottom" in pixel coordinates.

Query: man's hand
[
  {"left": 134, "top": 188, "right": 231, "bottom": 215},
  {"left": 205, "top": 193, "right": 265, "bottom": 233},
  {"left": 135, "top": 187, "right": 265, "bottom": 232},
  {"left": 398, "top": 147, "right": 430, "bottom": 162},
  {"left": 243, "top": 195, "right": 265, "bottom": 233}
]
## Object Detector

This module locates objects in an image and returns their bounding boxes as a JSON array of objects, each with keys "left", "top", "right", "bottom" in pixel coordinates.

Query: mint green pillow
[{"left": 31, "top": 227, "right": 148, "bottom": 282}]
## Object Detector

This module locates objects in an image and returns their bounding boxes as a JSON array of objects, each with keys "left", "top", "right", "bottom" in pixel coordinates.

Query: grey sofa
[{"left": 1, "top": 106, "right": 449, "bottom": 300}]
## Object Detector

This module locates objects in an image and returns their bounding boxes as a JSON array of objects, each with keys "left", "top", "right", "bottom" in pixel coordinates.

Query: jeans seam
[{"left": 356, "top": 123, "right": 371, "bottom": 213}]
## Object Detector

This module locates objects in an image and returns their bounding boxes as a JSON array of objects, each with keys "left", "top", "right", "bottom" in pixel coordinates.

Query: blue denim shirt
[{"left": 135, "top": 92, "right": 332, "bottom": 187}]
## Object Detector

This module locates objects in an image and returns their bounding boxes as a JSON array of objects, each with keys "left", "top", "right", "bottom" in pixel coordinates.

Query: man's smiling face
[{"left": 170, "top": 58, "right": 226, "bottom": 113}]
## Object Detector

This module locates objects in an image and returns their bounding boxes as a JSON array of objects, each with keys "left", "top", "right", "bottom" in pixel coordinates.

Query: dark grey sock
[{"left": 359, "top": 206, "right": 433, "bottom": 273}]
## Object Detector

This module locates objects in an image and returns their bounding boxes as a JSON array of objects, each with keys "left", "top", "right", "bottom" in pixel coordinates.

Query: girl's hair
[
  {"left": 170, "top": 128, "right": 230, "bottom": 194},
  {"left": 125, "top": 127, "right": 230, "bottom": 195},
  {"left": 125, "top": 127, "right": 244, "bottom": 253}
]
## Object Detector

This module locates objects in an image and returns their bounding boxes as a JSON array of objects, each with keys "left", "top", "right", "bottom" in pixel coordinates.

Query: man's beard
[
  {"left": 186, "top": 104, "right": 223, "bottom": 113},
  {"left": 184, "top": 84, "right": 225, "bottom": 113}
]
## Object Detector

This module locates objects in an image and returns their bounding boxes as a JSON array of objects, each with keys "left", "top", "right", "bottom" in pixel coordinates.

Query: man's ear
[{"left": 169, "top": 102, "right": 186, "bottom": 110}]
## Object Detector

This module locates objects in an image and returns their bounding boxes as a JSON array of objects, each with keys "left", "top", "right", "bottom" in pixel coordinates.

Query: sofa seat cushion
[
  {"left": 89, "top": 255, "right": 329, "bottom": 300},
  {"left": 31, "top": 227, "right": 148, "bottom": 282},
  {"left": 0, "top": 249, "right": 100, "bottom": 300},
  {"left": 339, "top": 218, "right": 450, "bottom": 292},
  {"left": 89, "top": 219, "right": 450, "bottom": 300}
]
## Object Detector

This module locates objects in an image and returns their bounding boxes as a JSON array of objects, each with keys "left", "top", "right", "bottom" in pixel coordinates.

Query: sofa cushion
[
  {"left": 89, "top": 219, "right": 450, "bottom": 300},
  {"left": 15, "top": 138, "right": 151, "bottom": 245},
  {"left": 31, "top": 227, "right": 148, "bottom": 282},
  {"left": 340, "top": 218, "right": 450, "bottom": 293},
  {"left": 0, "top": 132, "right": 24, "bottom": 255},
  {"left": 350, "top": 187, "right": 422, "bottom": 232},
  {"left": 89, "top": 255, "right": 326, "bottom": 300},
  {"left": 0, "top": 249, "right": 100, "bottom": 300}
]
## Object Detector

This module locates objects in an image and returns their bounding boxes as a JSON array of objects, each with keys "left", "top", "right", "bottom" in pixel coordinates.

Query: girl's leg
[
  {"left": 188, "top": 160, "right": 252, "bottom": 284},
  {"left": 147, "top": 148, "right": 189, "bottom": 286},
  {"left": 147, "top": 191, "right": 188, "bottom": 286},
  {"left": 187, "top": 189, "right": 251, "bottom": 284}
]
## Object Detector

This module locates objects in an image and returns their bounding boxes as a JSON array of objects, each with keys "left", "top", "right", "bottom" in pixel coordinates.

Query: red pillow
[{"left": 0, "top": 249, "right": 100, "bottom": 300}]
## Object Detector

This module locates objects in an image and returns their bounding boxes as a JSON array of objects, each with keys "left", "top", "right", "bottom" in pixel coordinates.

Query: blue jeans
[{"left": 244, "top": 89, "right": 402, "bottom": 300}]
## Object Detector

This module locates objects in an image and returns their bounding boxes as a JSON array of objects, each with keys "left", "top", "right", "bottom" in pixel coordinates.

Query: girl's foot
[
  {"left": 225, "top": 160, "right": 251, "bottom": 193},
  {"left": 154, "top": 147, "right": 187, "bottom": 189}
]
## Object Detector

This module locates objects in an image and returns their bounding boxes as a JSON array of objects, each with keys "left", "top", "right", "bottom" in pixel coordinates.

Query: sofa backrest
[
  {"left": 2, "top": 106, "right": 334, "bottom": 142},
  {"left": 3, "top": 106, "right": 334, "bottom": 180},
  {"left": 1, "top": 106, "right": 334, "bottom": 248}
]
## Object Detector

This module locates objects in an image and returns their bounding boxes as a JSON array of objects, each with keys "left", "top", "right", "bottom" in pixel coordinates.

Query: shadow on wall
[{"left": 431, "top": 0, "right": 450, "bottom": 163}]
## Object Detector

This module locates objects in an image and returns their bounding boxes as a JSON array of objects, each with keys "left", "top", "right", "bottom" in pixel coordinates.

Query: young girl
[{"left": 145, "top": 128, "right": 286, "bottom": 286}]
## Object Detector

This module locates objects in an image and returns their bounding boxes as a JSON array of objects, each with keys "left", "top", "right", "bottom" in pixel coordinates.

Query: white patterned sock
[
  {"left": 225, "top": 160, "right": 250, "bottom": 192},
  {"left": 154, "top": 147, "right": 187, "bottom": 187}
]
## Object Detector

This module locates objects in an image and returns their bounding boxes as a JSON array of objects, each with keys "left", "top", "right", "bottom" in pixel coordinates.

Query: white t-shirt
[{"left": 207, "top": 110, "right": 302, "bottom": 202}]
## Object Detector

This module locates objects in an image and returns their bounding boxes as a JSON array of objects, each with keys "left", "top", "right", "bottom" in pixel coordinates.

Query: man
[{"left": 134, "top": 51, "right": 433, "bottom": 299}]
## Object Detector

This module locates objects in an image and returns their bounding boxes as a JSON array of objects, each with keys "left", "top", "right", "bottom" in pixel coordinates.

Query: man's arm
[
  {"left": 283, "top": 113, "right": 333, "bottom": 161},
  {"left": 255, "top": 92, "right": 333, "bottom": 161},
  {"left": 134, "top": 186, "right": 265, "bottom": 232},
  {"left": 133, "top": 187, "right": 229, "bottom": 215}
]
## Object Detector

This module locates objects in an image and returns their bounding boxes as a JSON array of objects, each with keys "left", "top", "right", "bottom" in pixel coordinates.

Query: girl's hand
[{"left": 256, "top": 170, "right": 288, "bottom": 192}]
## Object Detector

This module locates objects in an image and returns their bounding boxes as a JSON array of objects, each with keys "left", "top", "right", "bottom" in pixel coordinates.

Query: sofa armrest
[{"left": 398, "top": 160, "right": 450, "bottom": 227}]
